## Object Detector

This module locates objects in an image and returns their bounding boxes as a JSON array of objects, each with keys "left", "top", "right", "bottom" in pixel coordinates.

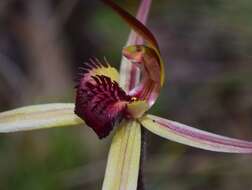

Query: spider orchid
[{"left": 0, "top": 0, "right": 252, "bottom": 190}]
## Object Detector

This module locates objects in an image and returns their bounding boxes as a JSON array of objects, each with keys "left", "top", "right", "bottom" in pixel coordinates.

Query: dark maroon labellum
[{"left": 75, "top": 73, "right": 132, "bottom": 138}]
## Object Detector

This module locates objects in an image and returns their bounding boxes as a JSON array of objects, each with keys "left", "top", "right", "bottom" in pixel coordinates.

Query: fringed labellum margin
[
  {"left": 75, "top": 58, "right": 131, "bottom": 138},
  {"left": 75, "top": 49, "right": 162, "bottom": 138}
]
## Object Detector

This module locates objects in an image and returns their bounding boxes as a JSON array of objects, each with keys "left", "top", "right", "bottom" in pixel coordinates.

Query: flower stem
[{"left": 137, "top": 127, "right": 147, "bottom": 190}]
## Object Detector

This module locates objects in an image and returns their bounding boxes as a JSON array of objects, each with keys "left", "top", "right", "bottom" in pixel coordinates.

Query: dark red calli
[{"left": 75, "top": 58, "right": 132, "bottom": 138}]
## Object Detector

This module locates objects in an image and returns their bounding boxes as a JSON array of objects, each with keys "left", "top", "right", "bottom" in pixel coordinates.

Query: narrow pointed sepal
[
  {"left": 140, "top": 114, "right": 252, "bottom": 153},
  {"left": 102, "top": 120, "right": 141, "bottom": 190},
  {"left": 0, "top": 103, "right": 83, "bottom": 132}
]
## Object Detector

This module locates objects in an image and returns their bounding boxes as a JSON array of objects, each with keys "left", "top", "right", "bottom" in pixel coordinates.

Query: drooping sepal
[{"left": 75, "top": 71, "right": 132, "bottom": 138}]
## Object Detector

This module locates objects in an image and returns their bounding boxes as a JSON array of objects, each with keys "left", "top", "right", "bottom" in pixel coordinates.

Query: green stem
[{"left": 137, "top": 127, "right": 147, "bottom": 190}]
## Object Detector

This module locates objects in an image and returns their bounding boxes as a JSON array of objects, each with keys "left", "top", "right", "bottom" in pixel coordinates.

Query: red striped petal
[{"left": 141, "top": 115, "right": 252, "bottom": 153}]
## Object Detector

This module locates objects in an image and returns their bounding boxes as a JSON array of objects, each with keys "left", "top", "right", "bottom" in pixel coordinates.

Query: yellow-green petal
[
  {"left": 0, "top": 103, "right": 84, "bottom": 132},
  {"left": 102, "top": 120, "right": 141, "bottom": 190}
]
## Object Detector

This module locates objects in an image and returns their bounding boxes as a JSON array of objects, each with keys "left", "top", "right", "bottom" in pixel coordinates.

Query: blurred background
[{"left": 0, "top": 0, "right": 252, "bottom": 189}]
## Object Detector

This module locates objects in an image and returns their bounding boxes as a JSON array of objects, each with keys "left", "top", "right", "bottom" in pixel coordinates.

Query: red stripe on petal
[
  {"left": 146, "top": 115, "right": 252, "bottom": 153},
  {"left": 128, "top": 65, "right": 138, "bottom": 90},
  {"left": 75, "top": 75, "right": 131, "bottom": 138}
]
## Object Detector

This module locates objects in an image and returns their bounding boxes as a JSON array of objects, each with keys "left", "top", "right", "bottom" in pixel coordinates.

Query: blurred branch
[
  {"left": 0, "top": 52, "right": 29, "bottom": 105},
  {"left": 11, "top": 0, "right": 73, "bottom": 101},
  {"left": 0, "top": 52, "right": 28, "bottom": 92},
  {"left": 53, "top": 0, "right": 79, "bottom": 27},
  {"left": 0, "top": 0, "right": 15, "bottom": 18}
]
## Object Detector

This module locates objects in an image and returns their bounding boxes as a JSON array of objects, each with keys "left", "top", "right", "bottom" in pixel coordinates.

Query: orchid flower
[{"left": 0, "top": 0, "right": 252, "bottom": 190}]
